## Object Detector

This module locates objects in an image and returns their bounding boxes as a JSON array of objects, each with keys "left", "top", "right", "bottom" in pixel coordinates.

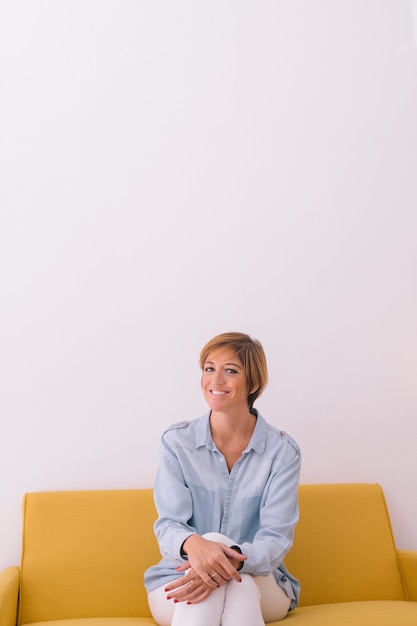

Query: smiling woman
[
  {"left": 201, "top": 349, "right": 251, "bottom": 415},
  {"left": 145, "top": 332, "right": 301, "bottom": 626},
  {"left": 199, "top": 332, "right": 268, "bottom": 410}
]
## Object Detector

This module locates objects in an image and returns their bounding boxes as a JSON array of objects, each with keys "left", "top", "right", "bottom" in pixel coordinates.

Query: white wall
[{"left": 1, "top": 1, "right": 416, "bottom": 570}]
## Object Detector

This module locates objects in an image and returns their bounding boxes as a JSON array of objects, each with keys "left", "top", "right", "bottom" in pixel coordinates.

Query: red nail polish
[
  {"left": 174, "top": 599, "right": 179, "bottom": 603},
  {"left": 187, "top": 601, "right": 192, "bottom": 605},
  {"left": 166, "top": 596, "right": 171, "bottom": 600}
]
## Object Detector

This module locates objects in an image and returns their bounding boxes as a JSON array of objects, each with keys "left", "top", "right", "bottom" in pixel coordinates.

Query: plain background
[{"left": 1, "top": 1, "right": 416, "bottom": 571}]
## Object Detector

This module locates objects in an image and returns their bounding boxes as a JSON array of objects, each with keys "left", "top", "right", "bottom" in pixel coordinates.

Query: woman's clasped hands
[{"left": 164, "top": 534, "right": 247, "bottom": 605}]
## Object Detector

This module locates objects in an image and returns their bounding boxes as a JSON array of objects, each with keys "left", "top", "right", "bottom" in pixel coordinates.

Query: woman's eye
[
  {"left": 204, "top": 366, "right": 214, "bottom": 372},
  {"left": 226, "top": 368, "right": 238, "bottom": 374}
]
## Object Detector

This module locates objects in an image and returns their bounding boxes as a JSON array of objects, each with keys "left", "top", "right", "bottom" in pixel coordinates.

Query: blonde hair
[{"left": 199, "top": 332, "right": 268, "bottom": 409}]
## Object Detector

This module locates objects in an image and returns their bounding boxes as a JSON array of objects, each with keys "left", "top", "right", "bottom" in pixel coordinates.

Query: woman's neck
[
  {"left": 209, "top": 407, "right": 256, "bottom": 447},
  {"left": 209, "top": 409, "right": 256, "bottom": 472}
]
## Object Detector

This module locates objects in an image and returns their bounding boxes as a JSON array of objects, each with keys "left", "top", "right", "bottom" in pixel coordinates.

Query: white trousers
[{"left": 147, "top": 533, "right": 291, "bottom": 626}]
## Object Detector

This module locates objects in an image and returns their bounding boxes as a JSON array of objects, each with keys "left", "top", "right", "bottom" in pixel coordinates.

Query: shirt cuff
[{"left": 230, "top": 544, "right": 244, "bottom": 571}]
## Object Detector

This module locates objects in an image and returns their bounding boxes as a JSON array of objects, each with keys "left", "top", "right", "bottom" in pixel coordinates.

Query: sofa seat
[
  {"left": 22, "top": 621, "right": 156, "bottom": 626},
  {"left": 285, "top": 600, "right": 417, "bottom": 625},
  {"left": 19, "top": 601, "right": 417, "bottom": 626}
]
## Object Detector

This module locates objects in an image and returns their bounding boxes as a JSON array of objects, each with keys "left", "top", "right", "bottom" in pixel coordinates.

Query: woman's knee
[
  {"left": 202, "top": 531, "right": 233, "bottom": 544},
  {"left": 222, "top": 576, "right": 264, "bottom": 626},
  {"left": 239, "top": 573, "right": 261, "bottom": 595}
]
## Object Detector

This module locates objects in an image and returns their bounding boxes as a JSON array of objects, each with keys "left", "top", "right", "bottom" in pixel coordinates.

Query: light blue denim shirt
[{"left": 144, "top": 410, "right": 301, "bottom": 609}]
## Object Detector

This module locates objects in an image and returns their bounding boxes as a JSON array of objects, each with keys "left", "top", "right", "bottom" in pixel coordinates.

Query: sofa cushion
[
  {"left": 283, "top": 601, "right": 417, "bottom": 625},
  {"left": 284, "top": 484, "right": 406, "bottom": 606},
  {"left": 19, "top": 490, "right": 160, "bottom": 625},
  {"left": 20, "top": 601, "right": 417, "bottom": 626},
  {"left": 22, "top": 620, "right": 157, "bottom": 626}
]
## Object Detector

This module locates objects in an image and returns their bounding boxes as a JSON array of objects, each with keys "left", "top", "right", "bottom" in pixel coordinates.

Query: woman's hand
[
  {"left": 164, "top": 536, "right": 247, "bottom": 604},
  {"left": 179, "top": 534, "right": 247, "bottom": 586},
  {"left": 164, "top": 568, "right": 215, "bottom": 604}
]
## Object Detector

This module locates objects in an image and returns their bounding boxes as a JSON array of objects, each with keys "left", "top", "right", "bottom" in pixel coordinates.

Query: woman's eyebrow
[{"left": 204, "top": 360, "right": 242, "bottom": 369}]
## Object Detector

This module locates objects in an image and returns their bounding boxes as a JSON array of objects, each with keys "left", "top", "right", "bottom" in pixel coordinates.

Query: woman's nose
[{"left": 213, "top": 370, "right": 225, "bottom": 384}]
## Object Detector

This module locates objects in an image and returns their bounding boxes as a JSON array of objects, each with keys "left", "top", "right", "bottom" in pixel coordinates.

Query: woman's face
[{"left": 201, "top": 348, "right": 251, "bottom": 413}]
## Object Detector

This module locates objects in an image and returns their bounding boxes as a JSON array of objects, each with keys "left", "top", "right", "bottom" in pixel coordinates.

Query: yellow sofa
[{"left": 0, "top": 484, "right": 416, "bottom": 626}]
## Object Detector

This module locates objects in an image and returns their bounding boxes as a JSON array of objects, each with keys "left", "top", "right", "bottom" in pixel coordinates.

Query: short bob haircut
[{"left": 199, "top": 332, "right": 268, "bottom": 409}]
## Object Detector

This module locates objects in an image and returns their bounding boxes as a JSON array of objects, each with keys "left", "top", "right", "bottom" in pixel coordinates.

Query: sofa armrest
[
  {"left": 0, "top": 567, "right": 19, "bottom": 626},
  {"left": 398, "top": 551, "right": 417, "bottom": 601}
]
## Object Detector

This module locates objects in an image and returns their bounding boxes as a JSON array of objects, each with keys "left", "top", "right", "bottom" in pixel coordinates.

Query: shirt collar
[{"left": 195, "top": 409, "right": 268, "bottom": 455}]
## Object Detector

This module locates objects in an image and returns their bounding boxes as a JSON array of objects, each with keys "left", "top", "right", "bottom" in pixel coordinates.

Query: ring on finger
[{"left": 210, "top": 572, "right": 219, "bottom": 578}]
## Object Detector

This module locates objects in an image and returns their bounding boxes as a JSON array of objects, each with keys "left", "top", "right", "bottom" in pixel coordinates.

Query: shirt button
[
  {"left": 182, "top": 421, "right": 188, "bottom": 427},
  {"left": 280, "top": 431, "right": 285, "bottom": 437}
]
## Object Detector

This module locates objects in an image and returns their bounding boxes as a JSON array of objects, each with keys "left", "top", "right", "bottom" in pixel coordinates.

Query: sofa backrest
[
  {"left": 19, "top": 489, "right": 160, "bottom": 624},
  {"left": 284, "top": 483, "right": 407, "bottom": 606}
]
